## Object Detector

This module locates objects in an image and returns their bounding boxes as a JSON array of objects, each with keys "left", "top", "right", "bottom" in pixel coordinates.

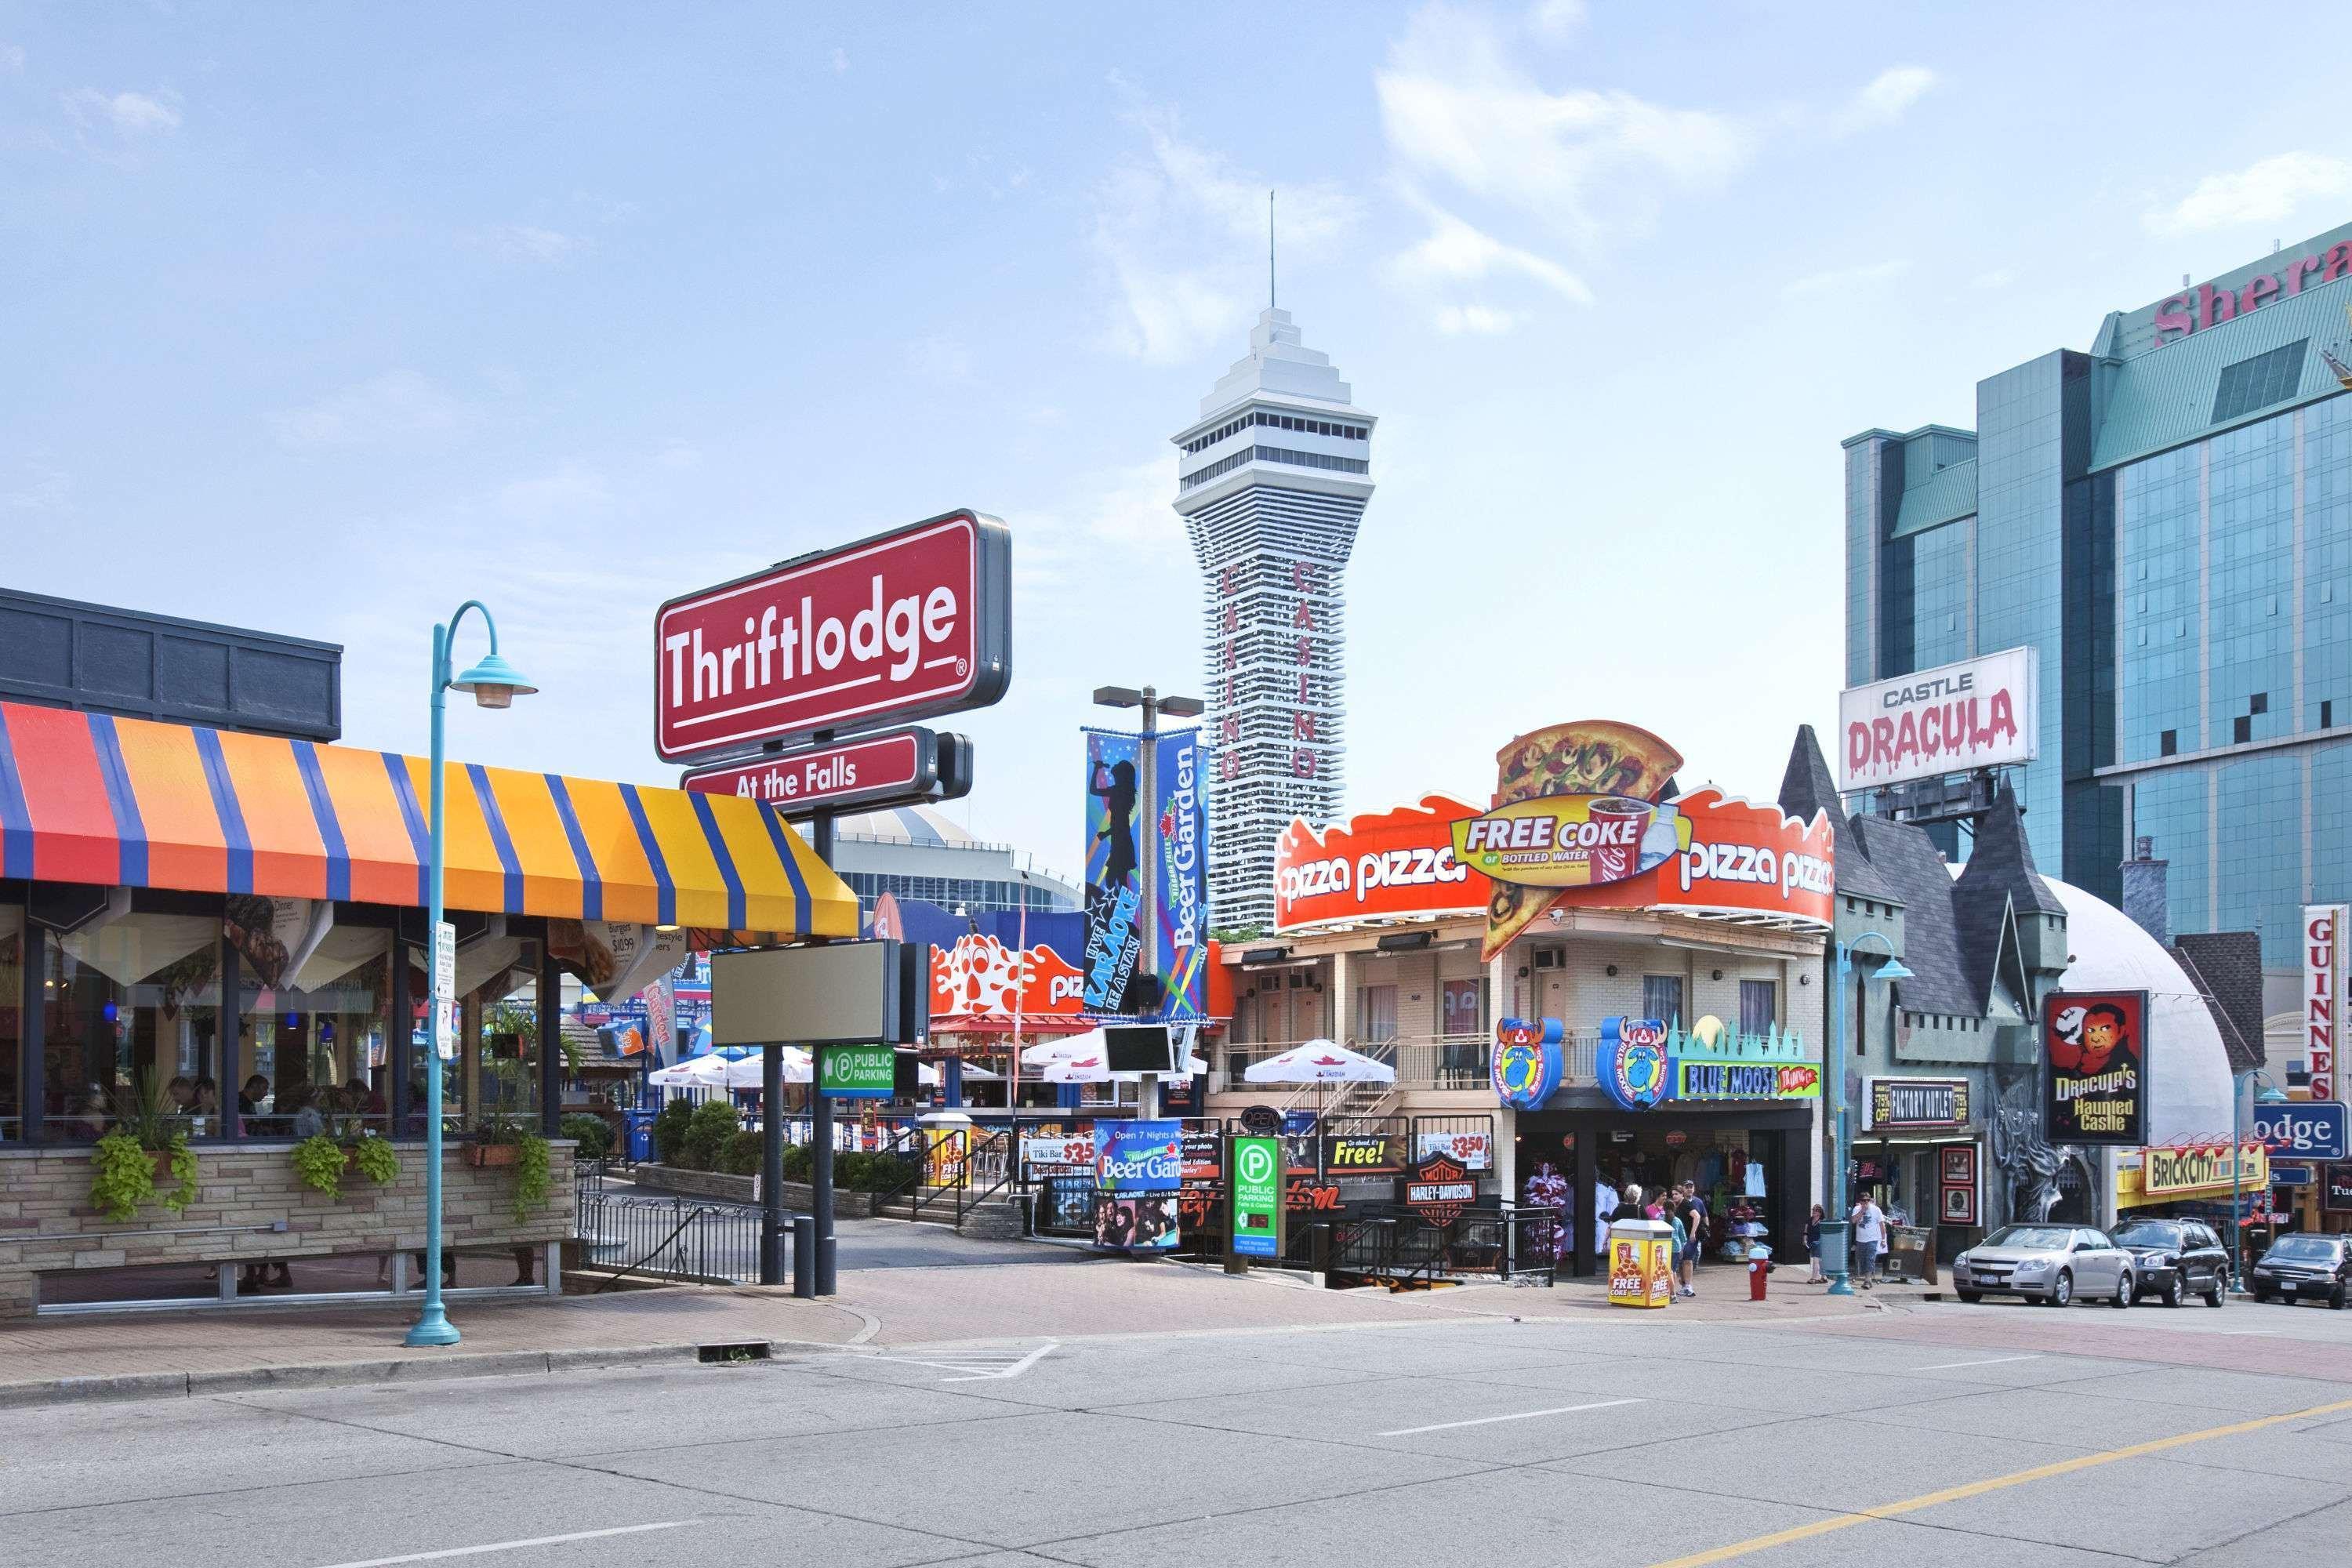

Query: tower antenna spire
[{"left": 1269, "top": 188, "right": 1276, "bottom": 311}]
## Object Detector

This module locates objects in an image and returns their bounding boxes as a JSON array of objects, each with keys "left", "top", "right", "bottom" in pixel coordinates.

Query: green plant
[
  {"left": 291, "top": 1134, "right": 346, "bottom": 1200},
  {"left": 348, "top": 1135, "right": 400, "bottom": 1186},
  {"left": 858, "top": 1152, "right": 918, "bottom": 1195},
  {"left": 680, "top": 1100, "right": 739, "bottom": 1171},
  {"left": 511, "top": 1131, "right": 551, "bottom": 1222},
  {"left": 781, "top": 1142, "right": 813, "bottom": 1184},
  {"left": 89, "top": 1131, "right": 157, "bottom": 1223},
  {"left": 650, "top": 1098, "right": 695, "bottom": 1164},
  {"left": 560, "top": 1112, "right": 615, "bottom": 1161},
  {"left": 717, "top": 1127, "right": 763, "bottom": 1176}
]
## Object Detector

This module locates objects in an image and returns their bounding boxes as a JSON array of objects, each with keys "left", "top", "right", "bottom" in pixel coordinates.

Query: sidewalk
[{"left": 0, "top": 1254, "right": 1897, "bottom": 1409}]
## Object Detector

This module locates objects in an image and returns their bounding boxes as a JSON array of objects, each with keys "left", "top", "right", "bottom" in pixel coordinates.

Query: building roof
[
  {"left": 1846, "top": 814, "right": 1978, "bottom": 1018},
  {"left": 2090, "top": 271, "right": 2352, "bottom": 472},
  {"left": 830, "top": 804, "right": 981, "bottom": 849},
  {"left": 1193, "top": 307, "right": 1369, "bottom": 423},
  {"left": 2171, "top": 931, "right": 2267, "bottom": 1073},
  {"left": 1777, "top": 726, "right": 1894, "bottom": 905},
  {"left": 1948, "top": 784, "right": 2061, "bottom": 1012},
  {"left": 1890, "top": 458, "right": 1976, "bottom": 539}
]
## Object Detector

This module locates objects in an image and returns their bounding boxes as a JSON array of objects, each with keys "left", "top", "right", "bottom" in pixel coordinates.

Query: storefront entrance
[{"left": 1515, "top": 1105, "right": 1812, "bottom": 1279}]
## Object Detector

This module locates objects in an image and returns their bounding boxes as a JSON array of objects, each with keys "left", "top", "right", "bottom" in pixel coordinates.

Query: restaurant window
[
  {"left": 1738, "top": 980, "right": 1777, "bottom": 1036},
  {"left": 40, "top": 916, "right": 223, "bottom": 1142},
  {"left": 230, "top": 909, "right": 392, "bottom": 1138},
  {"left": 1642, "top": 975, "right": 1684, "bottom": 1026},
  {"left": 1356, "top": 984, "right": 1398, "bottom": 1045}
]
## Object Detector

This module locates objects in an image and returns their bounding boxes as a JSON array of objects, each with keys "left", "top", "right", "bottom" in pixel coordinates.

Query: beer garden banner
[
  {"left": 1155, "top": 728, "right": 1207, "bottom": 1020},
  {"left": 1081, "top": 730, "right": 1145, "bottom": 1013}
]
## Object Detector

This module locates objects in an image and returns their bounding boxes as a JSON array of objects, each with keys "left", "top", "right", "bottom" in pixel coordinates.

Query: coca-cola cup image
[{"left": 1584, "top": 796, "right": 1657, "bottom": 884}]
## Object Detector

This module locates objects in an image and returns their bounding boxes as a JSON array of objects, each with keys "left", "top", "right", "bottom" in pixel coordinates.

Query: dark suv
[
  {"left": 2249, "top": 1233, "right": 2351, "bottom": 1308},
  {"left": 2108, "top": 1218, "right": 2230, "bottom": 1308}
]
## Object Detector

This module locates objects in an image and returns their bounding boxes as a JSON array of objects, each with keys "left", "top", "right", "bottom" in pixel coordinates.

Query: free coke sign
[{"left": 655, "top": 510, "right": 1010, "bottom": 762}]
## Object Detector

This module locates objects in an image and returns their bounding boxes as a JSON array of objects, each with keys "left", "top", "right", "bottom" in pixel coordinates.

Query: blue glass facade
[{"left": 1846, "top": 232, "right": 2352, "bottom": 972}]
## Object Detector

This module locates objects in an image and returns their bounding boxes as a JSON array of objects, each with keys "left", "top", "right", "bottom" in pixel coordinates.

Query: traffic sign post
[{"left": 1229, "top": 1135, "right": 1283, "bottom": 1270}]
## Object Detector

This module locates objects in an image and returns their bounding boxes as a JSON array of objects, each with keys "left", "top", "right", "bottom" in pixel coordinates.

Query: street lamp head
[
  {"left": 1092, "top": 685, "right": 1144, "bottom": 709},
  {"left": 1872, "top": 957, "right": 1915, "bottom": 983},
  {"left": 1157, "top": 695, "right": 1205, "bottom": 718},
  {"left": 452, "top": 652, "right": 537, "bottom": 710},
  {"left": 2253, "top": 1081, "right": 2289, "bottom": 1105}
]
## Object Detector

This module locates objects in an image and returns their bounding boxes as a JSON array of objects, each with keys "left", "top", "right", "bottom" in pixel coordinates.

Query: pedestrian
[
  {"left": 1667, "top": 1199, "right": 1690, "bottom": 1300},
  {"left": 1674, "top": 1184, "right": 1702, "bottom": 1297},
  {"left": 1611, "top": 1184, "right": 1644, "bottom": 1222},
  {"left": 1849, "top": 1192, "right": 1886, "bottom": 1288},
  {"left": 1805, "top": 1203, "right": 1825, "bottom": 1283}
]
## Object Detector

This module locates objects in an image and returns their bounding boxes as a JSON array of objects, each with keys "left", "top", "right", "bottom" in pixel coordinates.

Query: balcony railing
[{"left": 1212, "top": 1031, "right": 1602, "bottom": 1094}]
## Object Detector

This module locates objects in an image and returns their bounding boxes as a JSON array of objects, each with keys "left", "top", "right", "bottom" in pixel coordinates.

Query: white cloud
[
  {"left": 1435, "top": 304, "right": 1517, "bottom": 335},
  {"left": 1014, "top": 456, "right": 1191, "bottom": 595},
  {"left": 1091, "top": 89, "right": 1354, "bottom": 363},
  {"left": 0, "top": 42, "right": 25, "bottom": 74},
  {"left": 829, "top": 48, "right": 850, "bottom": 74},
  {"left": 906, "top": 335, "right": 975, "bottom": 384},
  {"left": 2143, "top": 151, "right": 2352, "bottom": 237},
  {"left": 1781, "top": 259, "right": 1908, "bottom": 299},
  {"left": 265, "top": 371, "right": 475, "bottom": 451},
  {"left": 1376, "top": 5, "right": 1748, "bottom": 248},
  {"left": 1, "top": 463, "right": 70, "bottom": 513},
  {"left": 1392, "top": 198, "right": 1592, "bottom": 303},
  {"left": 1526, "top": 0, "right": 1584, "bottom": 39},
  {"left": 654, "top": 437, "right": 702, "bottom": 470},
  {"left": 63, "top": 88, "right": 180, "bottom": 139},
  {"left": 1837, "top": 66, "right": 1936, "bottom": 132},
  {"left": 1971, "top": 267, "right": 2017, "bottom": 290},
  {"left": 474, "top": 223, "right": 586, "bottom": 264}
]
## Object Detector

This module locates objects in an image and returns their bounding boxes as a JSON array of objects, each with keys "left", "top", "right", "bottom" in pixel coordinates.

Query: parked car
[
  {"left": 2249, "top": 1233, "right": 2351, "bottom": 1308},
  {"left": 2109, "top": 1217, "right": 2230, "bottom": 1308},
  {"left": 1952, "top": 1224, "right": 2138, "bottom": 1307}
]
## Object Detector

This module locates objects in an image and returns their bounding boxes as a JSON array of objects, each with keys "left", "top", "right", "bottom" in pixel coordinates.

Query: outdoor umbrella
[
  {"left": 1242, "top": 1040, "right": 1395, "bottom": 1083},
  {"left": 1022, "top": 1030, "right": 1103, "bottom": 1065},
  {"left": 647, "top": 1054, "right": 728, "bottom": 1088}
]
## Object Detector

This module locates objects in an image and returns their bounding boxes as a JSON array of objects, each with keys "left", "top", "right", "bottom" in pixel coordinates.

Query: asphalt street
[{"left": 5, "top": 1294, "right": 2350, "bottom": 1568}]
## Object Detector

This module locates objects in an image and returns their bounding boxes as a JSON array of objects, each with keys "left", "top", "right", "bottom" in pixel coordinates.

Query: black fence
[{"left": 573, "top": 1162, "right": 767, "bottom": 1287}]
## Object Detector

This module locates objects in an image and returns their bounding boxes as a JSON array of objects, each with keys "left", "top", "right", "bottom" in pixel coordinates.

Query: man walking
[{"left": 1849, "top": 1192, "right": 1886, "bottom": 1289}]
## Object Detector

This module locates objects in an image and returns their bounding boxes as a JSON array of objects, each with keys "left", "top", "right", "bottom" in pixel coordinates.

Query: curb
[{"left": 0, "top": 1341, "right": 715, "bottom": 1410}]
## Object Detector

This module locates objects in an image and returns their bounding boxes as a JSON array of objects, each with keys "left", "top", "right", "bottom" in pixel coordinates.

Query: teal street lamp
[
  {"left": 1823, "top": 933, "right": 1912, "bottom": 1297},
  {"left": 405, "top": 602, "right": 535, "bottom": 1348},
  {"left": 2229, "top": 1069, "right": 2288, "bottom": 1290}
]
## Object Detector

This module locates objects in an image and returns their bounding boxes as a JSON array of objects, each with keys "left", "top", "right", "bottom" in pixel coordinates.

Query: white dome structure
[{"left": 2037, "top": 876, "right": 2236, "bottom": 1146}]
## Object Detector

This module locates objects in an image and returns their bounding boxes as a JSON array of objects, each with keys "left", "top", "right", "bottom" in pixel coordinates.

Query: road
[{"left": 5, "top": 1292, "right": 2349, "bottom": 1567}]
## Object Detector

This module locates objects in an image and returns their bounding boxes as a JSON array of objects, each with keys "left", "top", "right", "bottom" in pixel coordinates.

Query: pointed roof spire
[{"left": 1779, "top": 725, "right": 1891, "bottom": 902}]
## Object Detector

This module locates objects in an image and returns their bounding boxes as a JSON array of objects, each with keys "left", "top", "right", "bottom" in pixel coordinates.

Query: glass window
[
  {"left": 42, "top": 917, "right": 223, "bottom": 1142},
  {"left": 1642, "top": 975, "right": 1684, "bottom": 1025},
  {"left": 234, "top": 923, "right": 392, "bottom": 1138},
  {"left": 1738, "top": 980, "right": 1777, "bottom": 1035}
]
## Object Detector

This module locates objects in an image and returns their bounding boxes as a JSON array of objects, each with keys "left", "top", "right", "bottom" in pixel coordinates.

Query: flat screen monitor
[{"left": 1102, "top": 1024, "right": 1177, "bottom": 1075}]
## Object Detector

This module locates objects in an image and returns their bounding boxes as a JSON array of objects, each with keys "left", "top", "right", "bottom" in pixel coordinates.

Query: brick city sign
[
  {"left": 655, "top": 510, "right": 1010, "bottom": 762},
  {"left": 680, "top": 727, "right": 950, "bottom": 819}
]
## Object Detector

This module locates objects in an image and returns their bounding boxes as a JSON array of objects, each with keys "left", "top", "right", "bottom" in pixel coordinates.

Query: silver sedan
[{"left": 1952, "top": 1224, "right": 2138, "bottom": 1307}]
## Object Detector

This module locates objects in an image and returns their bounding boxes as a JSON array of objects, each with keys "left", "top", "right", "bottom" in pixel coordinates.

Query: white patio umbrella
[
  {"left": 1022, "top": 1029, "right": 1103, "bottom": 1065},
  {"left": 1243, "top": 1039, "right": 1395, "bottom": 1084},
  {"left": 647, "top": 1054, "right": 728, "bottom": 1088}
]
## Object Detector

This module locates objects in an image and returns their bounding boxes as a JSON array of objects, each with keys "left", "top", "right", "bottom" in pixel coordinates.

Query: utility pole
[{"left": 1093, "top": 684, "right": 1203, "bottom": 1117}]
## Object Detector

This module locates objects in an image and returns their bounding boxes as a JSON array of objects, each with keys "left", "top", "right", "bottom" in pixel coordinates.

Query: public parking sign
[
  {"left": 817, "top": 1044, "right": 897, "bottom": 1100},
  {"left": 2253, "top": 1100, "right": 2349, "bottom": 1162},
  {"left": 655, "top": 510, "right": 1010, "bottom": 762},
  {"left": 1231, "top": 1136, "right": 1283, "bottom": 1259}
]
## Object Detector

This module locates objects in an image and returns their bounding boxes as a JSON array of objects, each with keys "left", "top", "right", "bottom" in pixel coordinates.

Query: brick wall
[{"left": 0, "top": 1141, "right": 574, "bottom": 1316}]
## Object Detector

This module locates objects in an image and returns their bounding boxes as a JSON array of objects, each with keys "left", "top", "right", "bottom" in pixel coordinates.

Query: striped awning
[{"left": 0, "top": 699, "right": 858, "bottom": 939}]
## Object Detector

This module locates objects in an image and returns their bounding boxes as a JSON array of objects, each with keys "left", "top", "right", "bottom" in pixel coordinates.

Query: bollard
[
  {"left": 1749, "top": 1256, "right": 1768, "bottom": 1301},
  {"left": 791, "top": 1213, "right": 816, "bottom": 1298}
]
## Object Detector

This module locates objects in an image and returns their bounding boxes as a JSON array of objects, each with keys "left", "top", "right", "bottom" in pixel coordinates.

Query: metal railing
[
  {"left": 573, "top": 1165, "right": 764, "bottom": 1287},
  {"left": 1214, "top": 1031, "right": 1604, "bottom": 1095}
]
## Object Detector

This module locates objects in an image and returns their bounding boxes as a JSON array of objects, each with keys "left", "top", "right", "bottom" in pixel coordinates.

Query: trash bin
[
  {"left": 1607, "top": 1218, "right": 1674, "bottom": 1308},
  {"left": 624, "top": 1109, "right": 652, "bottom": 1163}
]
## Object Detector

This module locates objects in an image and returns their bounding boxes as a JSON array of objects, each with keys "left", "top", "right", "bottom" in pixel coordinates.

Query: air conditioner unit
[{"left": 1534, "top": 950, "right": 1563, "bottom": 971}]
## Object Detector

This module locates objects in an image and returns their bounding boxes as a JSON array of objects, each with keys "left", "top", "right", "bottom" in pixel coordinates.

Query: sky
[{"left": 5, "top": 2, "right": 2350, "bottom": 893}]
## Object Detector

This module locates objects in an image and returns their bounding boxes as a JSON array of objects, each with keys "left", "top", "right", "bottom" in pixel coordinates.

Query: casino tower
[{"left": 1172, "top": 307, "right": 1375, "bottom": 931}]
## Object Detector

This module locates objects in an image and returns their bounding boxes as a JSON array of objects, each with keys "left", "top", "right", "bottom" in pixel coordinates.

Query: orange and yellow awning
[{"left": 0, "top": 699, "right": 858, "bottom": 939}]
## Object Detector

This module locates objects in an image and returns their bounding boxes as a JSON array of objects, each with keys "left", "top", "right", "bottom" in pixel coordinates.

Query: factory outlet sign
[{"left": 1864, "top": 1076, "right": 1973, "bottom": 1133}]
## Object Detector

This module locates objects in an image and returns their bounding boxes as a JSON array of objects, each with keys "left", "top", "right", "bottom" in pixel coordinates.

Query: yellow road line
[{"left": 1647, "top": 1396, "right": 2352, "bottom": 1568}]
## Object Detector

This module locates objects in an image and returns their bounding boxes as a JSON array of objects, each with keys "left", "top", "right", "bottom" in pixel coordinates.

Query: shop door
[{"left": 1540, "top": 971, "right": 1569, "bottom": 1022}]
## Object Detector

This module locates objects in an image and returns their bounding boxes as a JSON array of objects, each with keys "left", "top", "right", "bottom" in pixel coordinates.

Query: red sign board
[
  {"left": 1272, "top": 793, "right": 1490, "bottom": 932},
  {"left": 654, "top": 510, "right": 1010, "bottom": 761},
  {"left": 681, "top": 728, "right": 935, "bottom": 816}
]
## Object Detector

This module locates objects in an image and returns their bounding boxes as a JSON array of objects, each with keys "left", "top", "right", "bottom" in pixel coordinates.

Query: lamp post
[
  {"left": 405, "top": 601, "right": 535, "bottom": 1348},
  {"left": 1823, "top": 933, "right": 1911, "bottom": 1297},
  {"left": 1091, "top": 684, "right": 1202, "bottom": 1118},
  {"left": 2230, "top": 1069, "right": 2288, "bottom": 1290}
]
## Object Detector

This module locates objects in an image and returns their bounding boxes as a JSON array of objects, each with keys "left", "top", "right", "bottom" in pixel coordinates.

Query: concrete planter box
[{"left": 628, "top": 1166, "right": 880, "bottom": 1216}]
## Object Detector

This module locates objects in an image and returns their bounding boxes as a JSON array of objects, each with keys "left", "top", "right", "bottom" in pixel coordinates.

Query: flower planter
[
  {"left": 146, "top": 1149, "right": 176, "bottom": 1178},
  {"left": 466, "top": 1144, "right": 521, "bottom": 1168}
]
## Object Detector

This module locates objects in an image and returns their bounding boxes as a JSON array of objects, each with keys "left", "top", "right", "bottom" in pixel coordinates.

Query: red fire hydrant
[{"left": 1749, "top": 1257, "right": 1769, "bottom": 1301}]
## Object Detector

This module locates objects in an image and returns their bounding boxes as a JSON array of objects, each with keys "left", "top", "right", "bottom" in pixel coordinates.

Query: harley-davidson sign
[
  {"left": 1406, "top": 1153, "right": 1475, "bottom": 1227},
  {"left": 655, "top": 510, "right": 1010, "bottom": 761}
]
